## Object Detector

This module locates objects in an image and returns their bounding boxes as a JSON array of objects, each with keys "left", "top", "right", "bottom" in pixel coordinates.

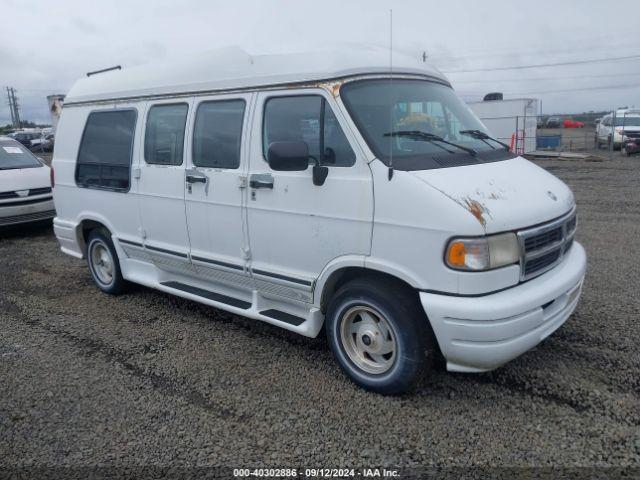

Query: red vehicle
[{"left": 563, "top": 119, "right": 585, "bottom": 128}]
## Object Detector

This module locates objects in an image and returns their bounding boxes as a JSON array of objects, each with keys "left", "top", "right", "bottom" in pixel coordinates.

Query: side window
[
  {"left": 76, "top": 109, "right": 137, "bottom": 191},
  {"left": 144, "top": 103, "right": 188, "bottom": 165},
  {"left": 193, "top": 100, "right": 245, "bottom": 169},
  {"left": 323, "top": 106, "right": 356, "bottom": 167},
  {"left": 263, "top": 95, "right": 355, "bottom": 167}
]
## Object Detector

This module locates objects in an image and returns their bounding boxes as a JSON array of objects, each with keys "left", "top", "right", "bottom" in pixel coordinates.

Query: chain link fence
[{"left": 476, "top": 110, "right": 636, "bottom": 157}]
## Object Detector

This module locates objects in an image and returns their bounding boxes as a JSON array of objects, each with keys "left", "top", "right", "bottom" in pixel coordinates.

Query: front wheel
[{"left": 325, "top": 277, "right": 436, "bottom": 395}]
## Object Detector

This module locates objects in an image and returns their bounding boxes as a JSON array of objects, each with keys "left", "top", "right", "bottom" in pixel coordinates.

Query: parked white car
[
  {"left": 52, "top": 47, "right": 586, "bottom": 394},
  {"left": 1, "top": 136, "right": 55, "bottom": 227},
  {"left": 596, "top": 109, "right": 640, "bottom": 149}
]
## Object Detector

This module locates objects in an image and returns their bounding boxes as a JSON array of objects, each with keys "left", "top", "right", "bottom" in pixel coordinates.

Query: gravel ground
[{"left": 1, "top": 155, "right": 639, "bottom": 473}]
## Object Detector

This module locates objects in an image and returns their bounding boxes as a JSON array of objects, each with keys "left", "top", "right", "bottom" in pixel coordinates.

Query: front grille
[
  {"left": 0, "top": 196, "right": 53, "bottom": 208},
  {"left": 518, "top": 209, "right": 577, "bottom": 281},
  {"left": 29, "top": 187, "right": 52, "bottom": 195},
  {"left": 524, "top": 226, "right": 562, "bottom": 251},
  {"left": 524, "top": 249, "right": 561, "bottom": 276},
  {"left": 0, "top": 187, "right": 52, "bottom": 199},
  {"left": 0, "top": 209, "right": 55, "bottom": 226}
]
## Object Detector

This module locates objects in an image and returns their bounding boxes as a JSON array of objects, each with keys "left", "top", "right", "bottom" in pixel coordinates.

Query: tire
[
  {"left": 325, "top": 276, "right": 436, "bottom": 395},
  {"left": 86, "top": 229, "right": 127, "bottom": 295}
]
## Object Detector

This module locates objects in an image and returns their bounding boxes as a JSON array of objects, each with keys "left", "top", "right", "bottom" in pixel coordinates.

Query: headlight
[{"left": 445, "top": 233, "right": 520, "bottom": 271}]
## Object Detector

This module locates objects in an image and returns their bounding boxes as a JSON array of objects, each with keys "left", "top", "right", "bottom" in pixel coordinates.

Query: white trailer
[
  {"left": 46, "top": 94, "right": 65, "bottom": 132},
  {"left": 467, "top": 98, "right": 539, "bottom": 154}
]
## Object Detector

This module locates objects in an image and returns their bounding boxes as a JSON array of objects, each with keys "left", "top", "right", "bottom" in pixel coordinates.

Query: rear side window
[
  {"left": 144, "top": 103, "right": 188, "bottom": 165},
  {"left": 192, "top": 100, "right": 245, "bottom": 169},
  {"left": 76, "top": 109, "right": 137, "bottom": 191},
  {"left": 263, "top": 95, "right": 355, "bottom": 167}
]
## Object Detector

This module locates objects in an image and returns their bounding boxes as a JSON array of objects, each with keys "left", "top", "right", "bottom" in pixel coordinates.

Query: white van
[{"left": 52, "top": 48, "right": 586, "bottom": 394}]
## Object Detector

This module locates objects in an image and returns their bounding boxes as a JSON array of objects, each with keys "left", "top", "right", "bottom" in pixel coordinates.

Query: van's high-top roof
[{"left": 64, "top": 46, "right": 449, "bottom": 105}]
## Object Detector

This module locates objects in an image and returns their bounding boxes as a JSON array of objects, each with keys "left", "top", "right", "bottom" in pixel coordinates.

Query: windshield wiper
[
  {"left": 383, "top": 130, "right": 478, "bottom": 157},
  {"left": 459, "top": 130, "right": 510, "bottom": 150}
]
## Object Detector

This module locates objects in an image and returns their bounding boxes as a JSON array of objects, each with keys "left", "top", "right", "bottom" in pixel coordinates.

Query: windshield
[
  {"left": 0, "top": 140, "right": 42, "bottom": 169},
  {"left": 341, "top": 78, "right": 514, "bottom": 170},
  {"left": 615, "top": 116, "right": 640, "bottom": 127}
]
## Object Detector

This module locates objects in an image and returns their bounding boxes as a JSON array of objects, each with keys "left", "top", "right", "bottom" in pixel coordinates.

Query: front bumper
[
  {"left": 420, "top": 242, "right": 586, "bottom": 373},
  {"left": 0, "top": 198, "right": 55, "bottom": 227}
]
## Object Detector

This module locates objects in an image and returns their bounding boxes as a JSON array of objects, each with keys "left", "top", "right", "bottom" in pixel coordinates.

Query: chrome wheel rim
[
  {"left": 339, "top": 305, "right": 397, "bottom": 375},
  {"left": 90, "top": 241, "right": 114, "bottom": 286}
]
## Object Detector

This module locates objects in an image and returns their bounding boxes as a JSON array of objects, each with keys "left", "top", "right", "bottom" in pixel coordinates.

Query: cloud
[{"left": 1, "top": 0, "right": 639, "bottom": 125}]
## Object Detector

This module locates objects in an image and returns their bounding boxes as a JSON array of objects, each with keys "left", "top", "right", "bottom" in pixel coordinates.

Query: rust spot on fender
[{"left": 461, "top": 197, "right": 490, "bottom": 227}]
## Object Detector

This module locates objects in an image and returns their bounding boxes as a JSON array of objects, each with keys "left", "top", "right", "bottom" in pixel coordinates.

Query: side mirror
[
  {"left": 267, "top": 141, "right": 310, "bottom": 171},
  {"left": 313, "top": 165, "right": 328, "bottom": 186}
]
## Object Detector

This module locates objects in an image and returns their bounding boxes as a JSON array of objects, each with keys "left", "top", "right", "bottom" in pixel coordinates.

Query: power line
[
  {"left": 459, "top": 83, "right": 640, "bottom": 97},
  {"left": 431, "top": 41, "right": 640, "bottom": 64},
  {"left": 442, "top": 54, "right": 640, "bottom": 73},
  {"left": 452, "top": 72, "right": 640, "bottom": 84},
  {"left": 429, "top": 27, "right": 639, "bottom": 61}
]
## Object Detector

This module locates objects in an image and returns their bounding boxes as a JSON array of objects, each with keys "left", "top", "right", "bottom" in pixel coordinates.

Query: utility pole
[
  {"left": 5, "top": 87, "right": 21, "bottom": 128},
  {"left": 6, "top": 87, "right": 15, "bottom": 127}
]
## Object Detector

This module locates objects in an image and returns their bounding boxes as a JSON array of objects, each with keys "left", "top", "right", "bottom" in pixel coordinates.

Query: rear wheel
[
  {"left": 86, "top": 229, "right": 127, "bottom": 295},
  {"left": 325, "top": 276, "right": 436, "bottom": 395}
]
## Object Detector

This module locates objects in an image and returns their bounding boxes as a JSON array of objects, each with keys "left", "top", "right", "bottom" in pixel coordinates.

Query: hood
[
  {"left": 0, "top": 165, "right": 50, "bottom": 193},
  {"left": 409, "top": 157, "right": 574, "bottom": 234}
]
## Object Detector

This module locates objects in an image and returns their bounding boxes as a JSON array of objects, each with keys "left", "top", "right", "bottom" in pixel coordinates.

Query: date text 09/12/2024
[{"left": 233, "top": 468, "right": 400, "bottom": 478}]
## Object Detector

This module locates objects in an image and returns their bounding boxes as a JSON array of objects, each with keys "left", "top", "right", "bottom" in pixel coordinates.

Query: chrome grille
[
  {"left": 0, "top": 187, "right": 52, "bottom": 199},
  {"left": 518, "top": 209, "right": 577, "bottom": 281}
]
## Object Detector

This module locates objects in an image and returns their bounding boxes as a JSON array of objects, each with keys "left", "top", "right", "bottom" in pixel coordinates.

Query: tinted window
[
  {"left": 76, "top": 110, "right": 137, "bottom": 191},
  {"left": 193, "top": 100, "right": 245, "bottom": 169},
  {"left": 145, "top": 104, "right": 188, "bottom": 165},
  {"left": 323, "top": 106, "right": 356, "bottom": 167},
  {"left": 263, "top": 96, "right": 355, "bottom": 167},
  {"left": 0, "top": 140, "right": 42, "bottom": 169}
]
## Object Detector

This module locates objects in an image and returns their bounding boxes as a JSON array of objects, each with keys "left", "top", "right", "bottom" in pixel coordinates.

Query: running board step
[
  {"left": 259, "top": 309, "right": 306, "bottom": 326},
  {"left": 160, "top": 281, "right": 251, "bottom": 310}
]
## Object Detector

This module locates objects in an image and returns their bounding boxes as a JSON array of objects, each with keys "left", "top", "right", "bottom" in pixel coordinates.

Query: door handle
[
  {"left": 185, "top": 169, "right": 210, "bottom": 195},
  {"left": 249, "top": 173, "right": 274, "bottom": 189},
  {"left": 186, "top": 172, "right": 207, "bottom": 184}
]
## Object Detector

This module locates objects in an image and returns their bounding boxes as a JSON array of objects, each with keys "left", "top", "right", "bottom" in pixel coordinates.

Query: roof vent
[{"left": 483, "top": 92, "right": 503, "bottom": 101}]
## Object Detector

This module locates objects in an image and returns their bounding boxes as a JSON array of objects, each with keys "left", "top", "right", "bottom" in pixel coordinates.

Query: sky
[{"left": 1, "top": 0, "right": 639, "bottom": 125}]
